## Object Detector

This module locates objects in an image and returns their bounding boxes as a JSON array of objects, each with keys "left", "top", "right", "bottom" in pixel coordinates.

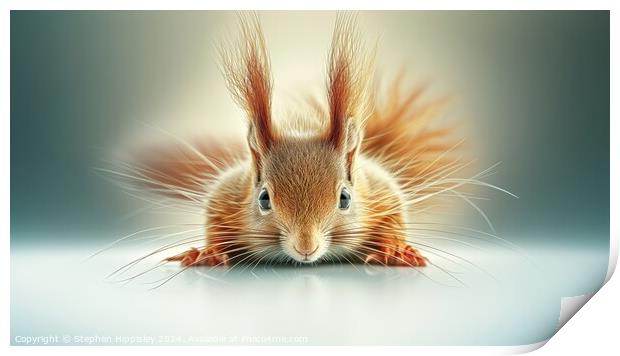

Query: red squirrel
[{"left": 129, "top": 14, "right": 467, "bottom": 269}]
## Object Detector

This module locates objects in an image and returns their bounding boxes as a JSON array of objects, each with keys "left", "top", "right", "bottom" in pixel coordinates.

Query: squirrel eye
[
  {"left": 339, "top": 187, "right": 351, "bottom": 210},
  {"left": 258, "top": 188, "right": 272, "bottom": 211}
]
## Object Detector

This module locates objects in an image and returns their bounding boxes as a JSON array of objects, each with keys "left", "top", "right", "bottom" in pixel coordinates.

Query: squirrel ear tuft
[
  {"left": 324, "top": 13, "right": 373, "bottom": 151},
  {"left": 220, "top": 12, "right": 275, "bottom": 154},
  {"left": 220, "top": 13, "right": 274, "bottom": 182}
]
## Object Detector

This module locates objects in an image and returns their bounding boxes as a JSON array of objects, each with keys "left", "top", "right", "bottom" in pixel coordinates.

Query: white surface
[{"left": 10, "top": 241, "right": 609, "bottom": 346}]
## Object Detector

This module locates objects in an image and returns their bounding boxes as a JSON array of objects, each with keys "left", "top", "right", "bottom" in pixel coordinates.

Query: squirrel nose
[
  {"left": 291, "top": 228, "right": 321, "bottom": 260},
  {"left": 293, "top": 244, "right": 320, "bottom": 258}
]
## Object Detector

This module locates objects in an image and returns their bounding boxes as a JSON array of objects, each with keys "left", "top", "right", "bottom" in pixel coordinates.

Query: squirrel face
[
  {"left": 220, "top": 14, "right": 370, "bottom": 264},
  {"left": 249, "top": 136, "right": 360, "bottom": 263}
]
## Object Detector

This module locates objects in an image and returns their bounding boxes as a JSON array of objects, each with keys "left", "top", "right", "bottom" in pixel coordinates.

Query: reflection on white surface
[{"left": 11, "top": 241, "right": 608, "bottom": 345}]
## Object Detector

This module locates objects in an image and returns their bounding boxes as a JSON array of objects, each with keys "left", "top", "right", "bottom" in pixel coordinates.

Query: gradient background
[{"left": 10, "top": 11, "right": 610, "bottom": 345}]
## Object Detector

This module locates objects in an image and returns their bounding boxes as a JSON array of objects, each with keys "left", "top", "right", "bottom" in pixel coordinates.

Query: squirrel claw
[
  {"left": 402, "top": 245, "right": 428, "bottom": 267},
  {"left": 363, "top": 244, "right": 427, "bottom": 267},
  {"left": 165, "top": 247, "right": 230, "bottom": 267}
]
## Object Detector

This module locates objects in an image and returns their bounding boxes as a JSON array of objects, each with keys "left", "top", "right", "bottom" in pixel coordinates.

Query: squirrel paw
[
  {"left": 165, "top": 247, "right": 230, "bottom": 267},
  {"left": 364, "top": 244, "right": 428, "bottom": 267}
]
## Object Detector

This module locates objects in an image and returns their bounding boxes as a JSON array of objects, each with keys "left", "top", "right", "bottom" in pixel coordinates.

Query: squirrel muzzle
[{"left": 289, "top": 227, "right": 323, "bottom": 262}]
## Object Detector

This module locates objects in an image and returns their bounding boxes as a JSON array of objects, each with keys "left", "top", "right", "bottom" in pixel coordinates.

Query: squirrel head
[{"left": 221, "top": 13, "right": 372, "bottom": 263}]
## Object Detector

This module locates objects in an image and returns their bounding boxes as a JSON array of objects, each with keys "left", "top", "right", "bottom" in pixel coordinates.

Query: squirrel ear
[
  {"left": 220, "top": 13, "right": 274, "bottom": 181},
  {"left": 344, "top": 118, "right": 363, "bottom": 182},
  {"left": 324, "top": 14, "right": 372, "bottom": 152},
  {"left": 247, "top": 123, "right": 268, "bottom": 183},
  {"left": 324, "top": 14, "right": 372, "bottom": 183}
]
